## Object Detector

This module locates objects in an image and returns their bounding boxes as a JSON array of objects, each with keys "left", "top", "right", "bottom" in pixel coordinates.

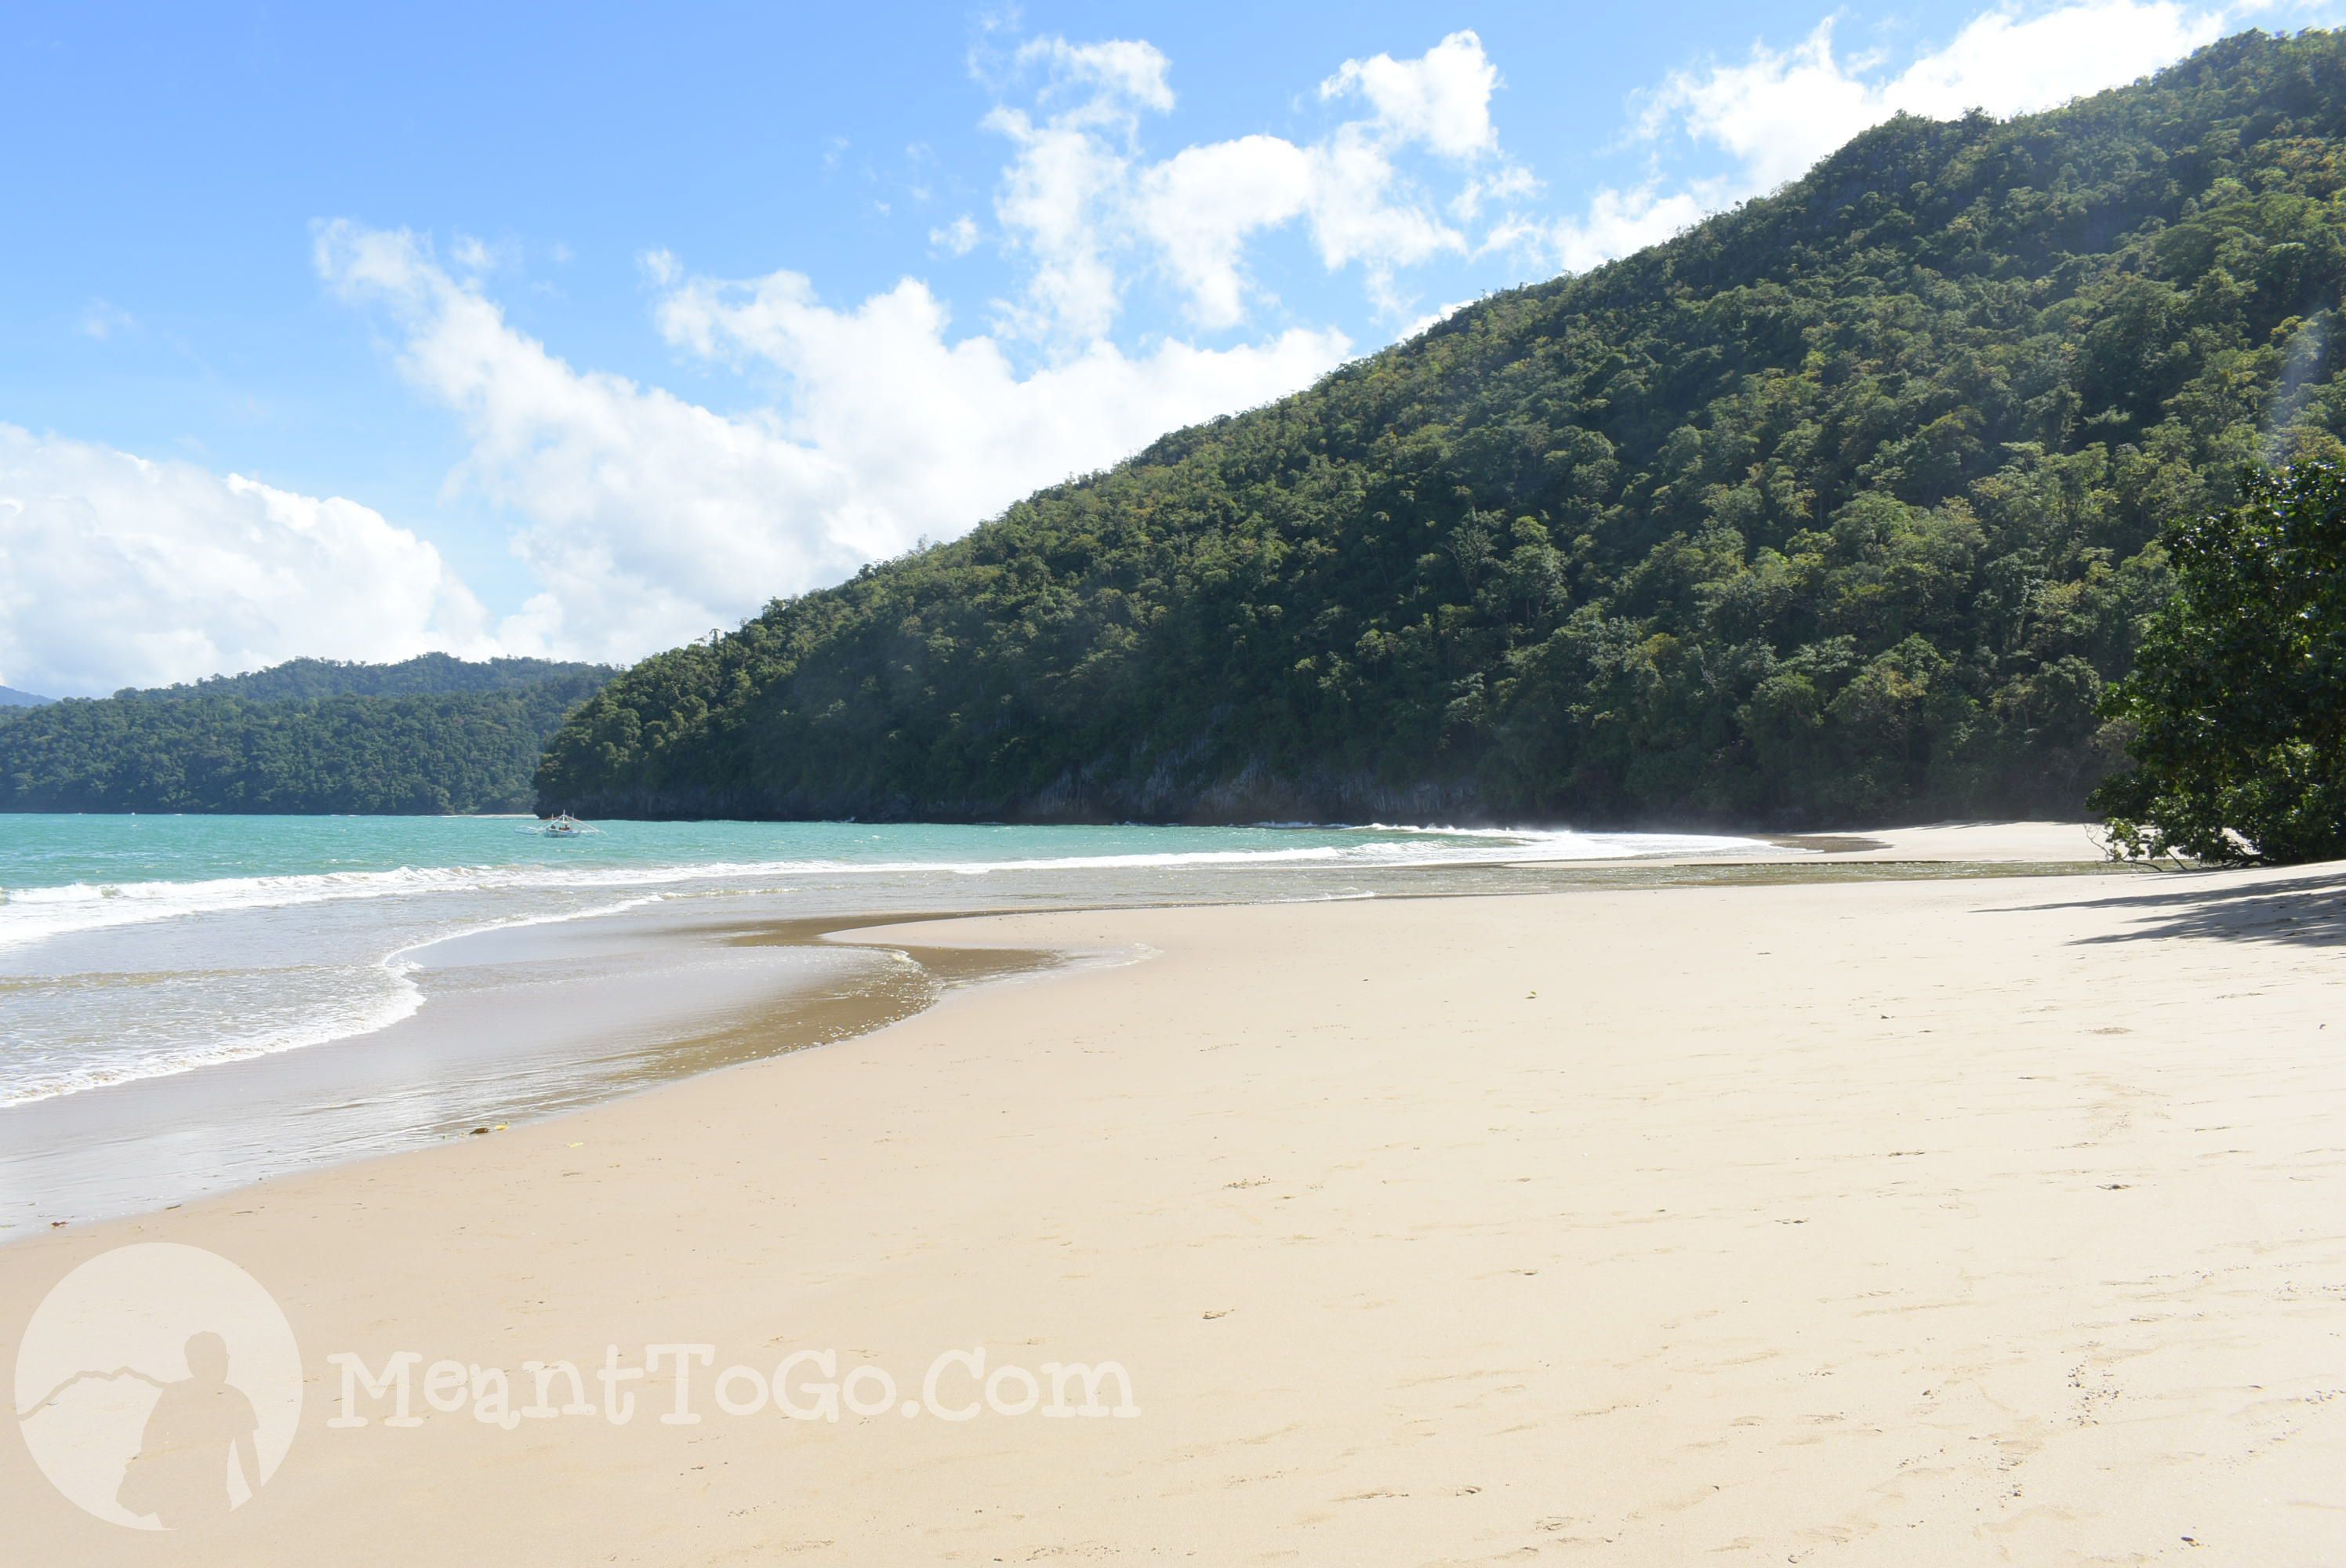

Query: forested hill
[
  {"left": 0, "top": 656, "right": 612, "bottom": 815},
  {"left": 134, "top": 653, "right": 601, "bottom": 705},
  {"left": 540, "top": 29, "right": 2346, "bottom": 828}
]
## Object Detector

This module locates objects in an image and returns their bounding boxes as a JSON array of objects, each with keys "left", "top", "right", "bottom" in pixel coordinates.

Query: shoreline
[
  {"left": 0, "top": 904, "right": 1080, "bottom": 1235},
  {"left": 4, "top": 829, "right": 2340, "bottom": 1561},
  {"left": 2, "top": 823, "right": 2119, "bottom": 1233}
]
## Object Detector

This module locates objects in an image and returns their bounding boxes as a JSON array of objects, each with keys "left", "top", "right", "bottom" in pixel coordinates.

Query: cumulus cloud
[
  {"left": 1134, "top": 136, "right": 1317, "bottom": 331},
  {"left": 1320, "top": 29, "right": 1501, "bottom": 158},
  {"left": 983, "top": 30, "right": 1510, "bottom": 336},
  {"left": 1531, "top": 0, "right": 2250, "bottom": 274},
  {"left": 1015, "top": 36, "right": 1176, "bottom": 115},
  {"left": 317, "top": 222, "right": 1349, "bottom": 663},
  {"left": 0, "top": 424, "right": 492, "bottom": 696},
  {"left": 321, "top": 223, "right": 877, "bottom": 662},
  {"left": 983, "top": 100, "right": 1138, "bottom": 341},
  {"left": 1644, "top": 1, "right": 2228, "bottom": 188},
  {"left": 1298, "top": 125, "right": 1467, "bottom": 291},
  {"left": 1548, "top": 183, "right": 1716, "bottom": 274}
]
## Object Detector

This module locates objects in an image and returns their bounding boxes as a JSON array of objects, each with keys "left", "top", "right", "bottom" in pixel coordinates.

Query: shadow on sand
[{"left": 2003, "top": 868, "right": 2346, "bottom": 947}]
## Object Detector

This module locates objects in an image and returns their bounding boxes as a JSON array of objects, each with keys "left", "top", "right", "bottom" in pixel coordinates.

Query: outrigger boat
[{"left": 542, "top": 811, "right": 595, "bottom": 837}]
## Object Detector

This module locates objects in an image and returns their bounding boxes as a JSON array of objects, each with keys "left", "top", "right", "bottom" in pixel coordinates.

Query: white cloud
[
  {"left": 1549, "top": 183, "right": 1716, "bottom": 274},
  {"left": 984, "top": 100, "right": 1135, "bottom": 341},
  {"left": 1886, "top": 1, "right": 2230, "bottom": 119},
  {"left": 445, "top": 232, "right": 529, "bottom": 274},
  {"left": 1320, "top": 30, "right": 1501, "bottom": 158},
  {"left": 1134, "top": 136, "right": 1316, "bottom": 330},
  {"left": 1647, "top": 2, "right": 2228, "bottom": 189},
  {"left": 983, "top": 30, "right": 1508, "bottom": 335},
  {"left": 640, "top": 247, "right": 682, "bottom": 288},
  {"left": 1298, "top": 125, "right": 1465, "bottom": 285},
  {"left": 319, "top": 223, "right": 870, "bottom": 662},
  {"left": 1451, "top": 162, "right": 1539, "bottom": 222},
  {"left": 1538, "top": 1, "right": 2246, "bottom": 275},
  {"left": 0, "top": 424, "right": 492, "bottom": 696},
  {"left": 1397, "top": 297, "right": 1475, "bottom": 340},
  {"left": 932, "top": 214, "right": 981, "bottom": 255},
  {"left": 1015, "top": 36, "right": 1176, "bottom": 116},
  {"left": 318, "top": 222, "right": 1349, "bottom": 664}
]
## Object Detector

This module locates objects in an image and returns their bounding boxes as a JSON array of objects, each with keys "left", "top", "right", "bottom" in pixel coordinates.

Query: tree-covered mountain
[
  {"left": 540, "top": 29, "right": 2346, "bottom": 828},
  {"left": 0, "top": 686, "right": 51, "bottom": 708},
  {"left": 0, "top": 656, "right": 612, "bottom": 814},
  {"left": 130, "top": 653, "right": 601, "bottom": 705}
]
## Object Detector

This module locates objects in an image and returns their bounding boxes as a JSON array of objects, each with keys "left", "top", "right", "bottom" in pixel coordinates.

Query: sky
[{"left": 2, "top": 0, "right": 2338, "bottom": 695}]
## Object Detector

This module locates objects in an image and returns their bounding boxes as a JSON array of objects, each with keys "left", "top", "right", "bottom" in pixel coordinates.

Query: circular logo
[{"left": 13, "top": 1243, "right": 301, "bottom": 1530}]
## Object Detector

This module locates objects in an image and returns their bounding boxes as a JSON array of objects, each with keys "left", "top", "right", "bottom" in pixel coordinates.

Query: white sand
[{"left": 5, "top": 828, "right": 2344, "bottom": 1563}]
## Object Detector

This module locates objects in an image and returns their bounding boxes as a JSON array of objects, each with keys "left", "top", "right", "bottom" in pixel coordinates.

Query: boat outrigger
[{"left": 541, "top": 812, "right": 597, "bottom": 837}]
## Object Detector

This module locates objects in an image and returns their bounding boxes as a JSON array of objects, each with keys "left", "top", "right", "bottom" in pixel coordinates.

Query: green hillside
[
  {"left": 132, "top": 653, "right": 601, "bottom": 704},
  {"left": 539, "top": 29, "right": 2346, "bottom": 827},
  {"left": 0, "top": 656, "right": 612, "bottom": 815}
]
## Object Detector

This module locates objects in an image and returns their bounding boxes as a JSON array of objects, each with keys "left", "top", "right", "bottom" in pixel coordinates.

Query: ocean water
[{"left": 0, "top": 814, "right": 1779, "bottom": 1224}]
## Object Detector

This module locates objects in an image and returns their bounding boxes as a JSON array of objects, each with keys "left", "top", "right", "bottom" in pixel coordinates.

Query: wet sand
[{"left": 6, "top": 824, "right": 2344, "bottom": 1563}]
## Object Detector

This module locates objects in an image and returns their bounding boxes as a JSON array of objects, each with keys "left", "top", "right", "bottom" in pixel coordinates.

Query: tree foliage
[
  {"left": 129, "top": 653, "right": 601, "bottom": 705},
  {"left": 540, "top": 30, "right": 2346, "bottom": 826},
  {"left": 2091, "top": 461, "right": 2346, "bottom": 862},
  {"left": 0, "top": 658, "right": 611, "bottom": 815}
]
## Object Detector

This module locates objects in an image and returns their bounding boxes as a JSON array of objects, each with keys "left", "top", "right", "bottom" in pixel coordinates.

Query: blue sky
[{"left": 2, "top": 0, "right": 2337, "bottom": 694}]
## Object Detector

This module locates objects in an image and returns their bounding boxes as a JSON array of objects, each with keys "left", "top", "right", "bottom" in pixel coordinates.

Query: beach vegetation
[{"left": 2092, "top": 461, "right": 2346, "bottom": 864}]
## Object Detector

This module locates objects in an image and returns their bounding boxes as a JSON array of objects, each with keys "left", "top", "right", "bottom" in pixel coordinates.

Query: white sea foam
[
  {"left": 0, "top": 893, "right": 670, "bottom": 1107},
  {"left": 0, "top": 961, "right": 425, "bottom": 1108}
]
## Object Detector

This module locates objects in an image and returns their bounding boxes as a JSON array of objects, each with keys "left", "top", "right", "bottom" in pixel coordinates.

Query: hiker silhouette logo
[{"left": 13, "top": 1243, "right": 302, "bottom": 1529}]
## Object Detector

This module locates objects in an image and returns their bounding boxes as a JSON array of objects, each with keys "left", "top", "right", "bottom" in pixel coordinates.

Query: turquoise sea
[{"left": 0, "top": 815, "right": 1773, "bottom": 1224}]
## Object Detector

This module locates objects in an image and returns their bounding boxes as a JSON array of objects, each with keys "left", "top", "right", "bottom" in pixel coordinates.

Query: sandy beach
[{"left": 6, "top": 825, "right": 2344, "bottom": 1563}]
